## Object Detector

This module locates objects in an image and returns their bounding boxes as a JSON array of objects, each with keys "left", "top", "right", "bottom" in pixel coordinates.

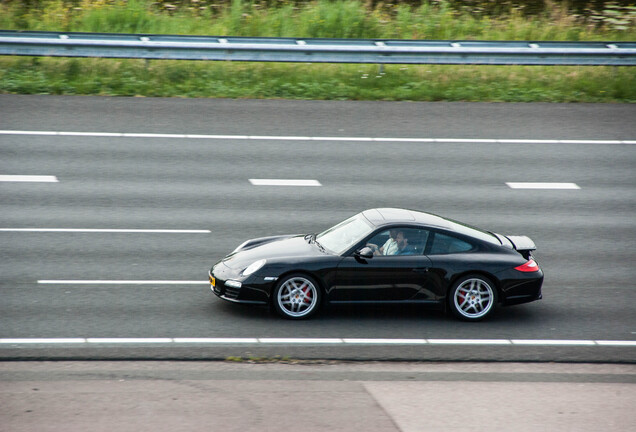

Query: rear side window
[
  {"left": 429, "top": 232, "right": 474, "bottom": 255},
  {"left": 444, "top": 218, "right": 500, "bottom": 245}
]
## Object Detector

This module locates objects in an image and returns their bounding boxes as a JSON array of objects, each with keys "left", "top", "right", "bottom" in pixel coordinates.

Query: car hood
[{"left": 221, "top": 235, "right": 324, "bottom": 270}]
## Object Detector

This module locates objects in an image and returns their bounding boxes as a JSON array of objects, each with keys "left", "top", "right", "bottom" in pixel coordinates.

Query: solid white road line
[
  {"left": 596, "top": 340, "right": 636, "bottom": 346},
  {"left": 1, "top": 130, "right": 635, "bottom": 145},
  {"left": 0, "top": 228, "right": 211, "bottom": 233},
  {"left": 249, "top": 179, "right": 322, "bottom": 186},
  {"left": 343, "top": 338, "right": 428, "bottom": 344},
  {"left": 428, "top": 339, "right": 512, "bottom": 345},
  {"left": 38, "top": 280, "right": 209, "bottom": 285},
  {"left": 86, "top": 338, "right": 173, "bottom": 344},
  {"left": 258, "top": 338, "right": 342, "bottom": 344},
  {"left": 173, "top": 338, "right": 259, "bottom": 344},
  {"left": 0, "top": 175, "right": 58, "bottom": 182},
  {"left": 1, "top": 338, "right": 635, "bottom": 347},
  {"left": 506, "top": 182, "right": 581, "bottom": 190},
  {"left": 511, "top": 339, "right": 596, "bottom": 346}
]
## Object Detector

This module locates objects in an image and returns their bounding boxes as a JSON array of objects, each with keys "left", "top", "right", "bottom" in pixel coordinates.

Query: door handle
[{"left": 413, "top": 268, "right": 428, "bottom": 273}]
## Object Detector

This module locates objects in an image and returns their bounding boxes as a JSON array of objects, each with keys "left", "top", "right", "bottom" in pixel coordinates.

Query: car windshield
[{"left": 316, "top": 214, "right": 374, "bottom": 255}]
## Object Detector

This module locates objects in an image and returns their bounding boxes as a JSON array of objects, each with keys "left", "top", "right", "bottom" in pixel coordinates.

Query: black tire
[
  {"left": 448, "top": 274, "right": 497, "bottom": 321},
  {"left": 272, "top": 274, "right": 321, "bottom": 320}
]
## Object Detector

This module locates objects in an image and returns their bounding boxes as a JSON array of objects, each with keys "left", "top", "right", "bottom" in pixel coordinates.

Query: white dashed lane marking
[
  {"left": 249, "top": 179, "right": 322, "bottom": 187},
  {"left": 38, "top": 280, "right": 209, "bottom": 285},
  {"left": 0, "top": 228, "right": 211, "bottom": 233},
  {"left": 506, "top": 182, "right": 581, "bottom": 190},
  {"left": 0, "top": 175, "right": 58, "bottom": 182}
]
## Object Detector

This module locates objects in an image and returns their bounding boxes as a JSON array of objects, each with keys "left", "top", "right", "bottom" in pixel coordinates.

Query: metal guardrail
[{"left": 1, "top": 30, "right": 635, "bottom": 65}]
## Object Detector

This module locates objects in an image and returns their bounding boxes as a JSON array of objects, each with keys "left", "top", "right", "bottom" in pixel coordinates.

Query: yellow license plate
[{"left": 210, "top": 276, "right": 216, "bottom": 287}]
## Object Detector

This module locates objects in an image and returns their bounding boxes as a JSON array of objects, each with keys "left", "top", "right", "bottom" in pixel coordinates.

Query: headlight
[{"left": 242, "top": 259, "right": 266, "bottom": 276}]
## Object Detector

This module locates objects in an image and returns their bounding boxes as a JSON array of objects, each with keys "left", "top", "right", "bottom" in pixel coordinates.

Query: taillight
[{"left": 515, "top": 259, "right": 540, "bottom": 272}]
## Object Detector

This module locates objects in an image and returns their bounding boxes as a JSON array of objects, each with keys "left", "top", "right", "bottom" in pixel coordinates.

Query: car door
[
  {"left": 423, "top": 230, "right": 481, "bottom": 299},
  {"left": 330, "top": 227, "right": 433, "bottom": 303}
]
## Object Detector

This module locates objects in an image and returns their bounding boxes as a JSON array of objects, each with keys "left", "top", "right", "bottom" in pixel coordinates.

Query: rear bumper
[{"left": 500, "top": 273, "right": 544, "bottom": 306}]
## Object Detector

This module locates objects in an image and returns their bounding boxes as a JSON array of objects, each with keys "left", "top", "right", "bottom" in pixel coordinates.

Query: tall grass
[
  {"left": 0, "top": 0, "right": 634, "bottom": 102},
  {"left": 2, "top": 0, "right": 634, "bottom": 40}
]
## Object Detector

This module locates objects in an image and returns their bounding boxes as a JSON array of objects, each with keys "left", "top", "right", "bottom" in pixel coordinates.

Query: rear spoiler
[{"left": 505, "top": 235, "right": 537, "bottom": 252}]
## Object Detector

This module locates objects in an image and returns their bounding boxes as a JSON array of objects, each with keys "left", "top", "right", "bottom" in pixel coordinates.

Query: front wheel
[
  {"left": 449, "top": 275, "right": 497, "bottom": 321},
  {"left": 273, "top": 274, "right": 321, "bottom": 320}
]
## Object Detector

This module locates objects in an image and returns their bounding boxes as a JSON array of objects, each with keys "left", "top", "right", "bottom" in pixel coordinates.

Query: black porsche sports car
[{"left": 209, "top": 208, "right": 543, "bottom": 321}]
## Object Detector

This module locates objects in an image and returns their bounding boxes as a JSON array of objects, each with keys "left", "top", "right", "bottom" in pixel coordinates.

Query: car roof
[{"left": 361, "top": 208, "right": 451, "bottom": 229}]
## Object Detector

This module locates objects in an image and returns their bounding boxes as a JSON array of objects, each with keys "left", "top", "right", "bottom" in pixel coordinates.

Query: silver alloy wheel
[
  {"left": 276, "top": 276, "right": 319, "bottom": 318},
  {"left": 453, "top": 277, "right": 495, "bottom": 319}
]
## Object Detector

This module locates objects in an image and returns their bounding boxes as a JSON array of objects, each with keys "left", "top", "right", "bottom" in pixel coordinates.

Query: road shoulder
[{"left": 1, "top": 361, "right": 634, "bottom": 432}]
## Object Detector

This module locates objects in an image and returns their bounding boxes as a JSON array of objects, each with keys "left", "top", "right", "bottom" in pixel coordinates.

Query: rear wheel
[
  {"left": 273, "top": 274, "right": 321, "bottom": 320},
  {"left": 449, "top": 275, "right": 497, "bottom": 321}
]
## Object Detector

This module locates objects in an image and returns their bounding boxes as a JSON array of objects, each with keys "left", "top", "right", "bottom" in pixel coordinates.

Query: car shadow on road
[
  {"left": 321, "top": 303, "right": 447, "bottom": 322},
  {"left": 207, "top": 296, "right": 543, "bottom": 326}
]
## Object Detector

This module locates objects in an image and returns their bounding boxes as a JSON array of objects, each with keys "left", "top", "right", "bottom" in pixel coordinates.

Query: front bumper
[{"left": 209, "top": 263, "right": 274, "bottom": 305}]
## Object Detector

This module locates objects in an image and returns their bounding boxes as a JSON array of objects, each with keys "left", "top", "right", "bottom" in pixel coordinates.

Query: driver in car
[
  {"left": 374, "top": 229, "right": 398, "bottom": 255},
  {"left": 395, "top": 230, "right": 416, "bottom": 255}
]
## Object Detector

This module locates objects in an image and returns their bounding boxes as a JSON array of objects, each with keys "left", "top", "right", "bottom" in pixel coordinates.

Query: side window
[
  {"left": 429, "top": 232, "right": 474, "bottom": 255},
  {"left": 366, "top": 228, "right": 428, "bottom": 256}
]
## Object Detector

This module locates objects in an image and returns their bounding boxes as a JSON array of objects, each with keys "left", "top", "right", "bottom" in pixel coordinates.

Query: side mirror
[{"left": 355, "top": 246, "right": 374, "bottom": 259}]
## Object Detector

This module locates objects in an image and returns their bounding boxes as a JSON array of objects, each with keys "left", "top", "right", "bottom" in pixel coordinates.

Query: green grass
[
  {"left": 0, "top": 0, "right": 635, "bottom": 102},
  {"left": 2, "top": 57, "right": 633, "bottom": 102}
]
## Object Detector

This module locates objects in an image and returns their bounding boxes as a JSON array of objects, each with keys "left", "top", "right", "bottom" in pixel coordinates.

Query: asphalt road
[{"left": 1, "top": 95, "right": 635, "bottom": 362}]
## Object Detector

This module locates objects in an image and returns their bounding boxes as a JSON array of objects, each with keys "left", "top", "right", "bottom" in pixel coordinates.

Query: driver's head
[{"left": 396, "top": 231, "right": 408, "bottom": 248}]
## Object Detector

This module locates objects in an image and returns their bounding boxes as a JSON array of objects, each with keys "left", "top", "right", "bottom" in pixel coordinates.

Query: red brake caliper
[{"left": 302, "top": 284, "right": 312, "bottom": 303}]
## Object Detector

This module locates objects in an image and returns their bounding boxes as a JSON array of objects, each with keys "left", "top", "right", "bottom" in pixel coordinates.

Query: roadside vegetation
[{"left": 0, "top": 0, "right": 635, "bottom": 102}]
